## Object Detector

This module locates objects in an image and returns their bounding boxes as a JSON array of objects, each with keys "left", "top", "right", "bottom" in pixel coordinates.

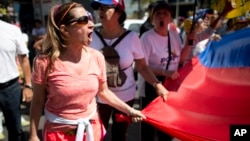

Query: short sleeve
[
  {"left": 32, "top": 55, "right": 48, "bottom": 84},
  {"left": 131, "top": 32, "right": 144, "bottom": 60},
  {"left": 16, "top": 27, "right": 29, "bottom": 55},
  {"left": 140, "top": 32, "right": 152, "bottom": 65}
]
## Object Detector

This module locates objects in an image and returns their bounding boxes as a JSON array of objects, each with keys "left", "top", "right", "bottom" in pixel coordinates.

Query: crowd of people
[{"left": 0, "top": 0, "right": 249, "bottom": 141}]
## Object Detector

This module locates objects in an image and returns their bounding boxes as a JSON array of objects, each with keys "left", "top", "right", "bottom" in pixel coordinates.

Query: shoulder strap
[
  {"left": 111, "top": 30, "right": 131, "bottom": 47},
  {"left": 165, "top": 32, "right": 172, "bottom": 70},
  {"left": 94, "top": 30, "right": 108, "bottom": 46},
  {"left": 95, "top": 30, "right": 131, "bottom": 48}
]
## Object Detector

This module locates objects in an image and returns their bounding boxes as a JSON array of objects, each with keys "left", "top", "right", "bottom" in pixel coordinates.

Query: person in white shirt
[
  {"left": 90, "top": 0, "right": 169, "bottom": 141},
  {"left": 0, "top": 18, "right": 33, "bottom": 141},
  {"left": 138, "top": 1, "right": 194, "bottom": 141}
]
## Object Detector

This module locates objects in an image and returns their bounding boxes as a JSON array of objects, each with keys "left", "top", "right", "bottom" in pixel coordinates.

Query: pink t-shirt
[{"left": 32, "top": 48, "right": 106, "bottom": 120}]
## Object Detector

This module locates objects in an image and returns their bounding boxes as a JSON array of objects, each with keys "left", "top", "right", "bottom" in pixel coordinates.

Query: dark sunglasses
[
  {"left": 66, "top": 15, "right": 89, "bottom": 25},
  {"left": 98, "top": 4, "right": 116, "bottom": 11}
]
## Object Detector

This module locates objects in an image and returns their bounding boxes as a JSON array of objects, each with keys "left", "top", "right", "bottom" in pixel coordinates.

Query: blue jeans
[{"left": 0, "top": 80, "right": 23, "bottom": 141}]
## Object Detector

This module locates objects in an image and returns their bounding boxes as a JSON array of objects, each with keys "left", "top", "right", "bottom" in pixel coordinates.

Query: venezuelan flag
[
  {"left": 146, "top": 28, "right": 250, "bottom": 141},
  {"left": 116, "top": 28, "right": 250, "bottom": 141}
]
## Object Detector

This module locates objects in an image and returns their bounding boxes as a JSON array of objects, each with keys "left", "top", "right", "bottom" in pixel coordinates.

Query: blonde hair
[{"left": 36, "top": 2, "right": 83, "bottom": 78}]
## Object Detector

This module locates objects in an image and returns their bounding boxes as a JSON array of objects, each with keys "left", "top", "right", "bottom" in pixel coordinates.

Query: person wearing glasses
[
  {"left": 29, "top": 2, "right": 146, "bottom": 141},
  {"left": 90, "top": 0, "right": 169, "bottom": 141}
]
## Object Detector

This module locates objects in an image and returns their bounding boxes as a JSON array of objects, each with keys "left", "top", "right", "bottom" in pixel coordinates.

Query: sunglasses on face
[
  {"left": 98, "top": 5, "right": 116, "bottom": 11},
  {"left": 66, "top": 15, "right": 89, "bottom": 25}
]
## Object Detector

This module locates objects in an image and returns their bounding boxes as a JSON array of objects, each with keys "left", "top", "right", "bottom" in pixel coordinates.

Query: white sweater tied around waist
[{"left": 44, "top": 108, "right": 96, "bottom": 141}]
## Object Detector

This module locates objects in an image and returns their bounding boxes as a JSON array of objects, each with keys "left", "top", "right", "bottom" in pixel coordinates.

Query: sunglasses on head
[{"left": 66, "top": 15, "right": 89, "bottom": 25}]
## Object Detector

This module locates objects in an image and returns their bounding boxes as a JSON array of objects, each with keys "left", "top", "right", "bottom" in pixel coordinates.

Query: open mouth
[
  {"left": 88, "top": 31, "right": 93, "bottom": 44},
  {"left": 160, "top": 21, "right": 164, "bottom": 27},
  {"left": 88, "top": 32, "right": 92, "bottom": 38}
]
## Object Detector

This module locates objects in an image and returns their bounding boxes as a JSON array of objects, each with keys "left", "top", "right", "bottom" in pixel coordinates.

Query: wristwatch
[{"left": 24, "top": 84, "right": 33, "bottom": 90}]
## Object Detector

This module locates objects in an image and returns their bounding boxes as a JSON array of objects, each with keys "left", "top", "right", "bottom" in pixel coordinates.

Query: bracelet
[
  {"left": 153, "top": 81, "right": 162, "bottom": 88},
  {"left": 24, "top": 84, "right": 33, "bottom": 90}
]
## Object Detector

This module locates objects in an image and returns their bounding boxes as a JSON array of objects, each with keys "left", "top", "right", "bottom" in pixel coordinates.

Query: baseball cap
[
  {"left": 195, "top": 8, "right": 214, "bottom": 20},
  {"left": 91, "top": 0, "right": 125, "bottom": 11},
  {"left": 151, "top": 1, "right": 172, "bottom": 17}
]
